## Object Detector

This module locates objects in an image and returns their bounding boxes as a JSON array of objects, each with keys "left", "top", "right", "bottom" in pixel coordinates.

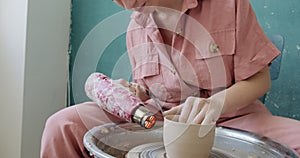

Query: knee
[
  {"left": 43, "top": 106, "right": 79, "bottom": 135},
  {"left": 41, "top": 105, "right": 89, "bottom": 157}
]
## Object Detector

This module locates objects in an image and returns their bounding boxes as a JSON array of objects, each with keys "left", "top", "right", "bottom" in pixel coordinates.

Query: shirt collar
[
  {"left": 130, "top": 9, "right": 187, "bottom": 36},
  {"left": 130, "top": 11, "right": 157, "bottom": 29}
]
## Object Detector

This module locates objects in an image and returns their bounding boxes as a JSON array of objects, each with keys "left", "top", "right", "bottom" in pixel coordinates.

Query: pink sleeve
[
  {"left": 234, "top": 0, "right": 280, "bottom": 82},
  {"left": 125, "top": 18, "right": 149, "bottom": 88},
  {"left": 126, "top": 23, "right": 136, "bottom": 79}
]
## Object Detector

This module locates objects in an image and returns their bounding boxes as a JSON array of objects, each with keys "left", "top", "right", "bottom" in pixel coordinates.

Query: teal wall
[
  {"left": 69, "top": 0, "right": 131, "bottom": 105},
  {"left": 250, "top": 0, "right": 300, "bottom": 120},
  {"left": 69, "top": 0, "right": 300, "bottom": 120}
]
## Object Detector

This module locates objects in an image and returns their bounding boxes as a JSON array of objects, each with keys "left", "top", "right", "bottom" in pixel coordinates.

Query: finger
[
  {"left": 186, "top": 99, "right": 202, "bottom": 123},
  {"left": 128, "top": 86, "right": 137, "bottom": 95},
  {"left": 187, "top": 99, "right": 207, "bottom": 123},
  {"left": 201, "top": 100, "right": 222, "bottom": 125},
  {"left": 201, "top": 108, "right": 218, "bottom": 125},
  {"left": 196, "top": 102, "right": 216, "bottom": 138},
  {"left": 135, "top": 84, "right": 146, "bottom": 92},
  {"left": 192, "top": 103, "right": 209, "bottom": 124},
  {"left": 135, "top": 85, "right": 150, "bottom": 101},
  {"left": 179, "top": 98, "right": 194, "bottom": 123}
]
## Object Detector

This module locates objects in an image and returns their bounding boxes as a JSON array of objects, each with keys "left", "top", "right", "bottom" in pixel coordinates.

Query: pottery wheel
[
  {"left": 126, "top": 142, "right": 231, "bottom": 158},
  {"left": 83, "top": 122, "right": 298, "bottom": 158}
]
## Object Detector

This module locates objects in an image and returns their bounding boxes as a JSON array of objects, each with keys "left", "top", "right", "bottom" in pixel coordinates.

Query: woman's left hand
[
  {"left": 163, "top": 96, "right": 223, "bottom": 125},
  {"left": 163, "top": 96, "right": 224, "bottom": 137},
  {"left": 163, "top": 96, "right": 209, "bottom": 124}
]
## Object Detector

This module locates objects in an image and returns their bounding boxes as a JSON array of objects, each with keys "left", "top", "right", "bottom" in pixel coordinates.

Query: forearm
[{"left": 210, "top": 66, "right": 271, "bottom": 115}]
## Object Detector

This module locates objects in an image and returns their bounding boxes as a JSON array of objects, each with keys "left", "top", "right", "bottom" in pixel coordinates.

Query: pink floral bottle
[{"left": 85, "top": 72, "right": 156, "bottom": 129}]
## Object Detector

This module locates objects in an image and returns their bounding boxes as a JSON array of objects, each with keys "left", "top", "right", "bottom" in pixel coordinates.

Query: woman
[{"left": 41, "top": 0, "right": 300, "bottom": 157}]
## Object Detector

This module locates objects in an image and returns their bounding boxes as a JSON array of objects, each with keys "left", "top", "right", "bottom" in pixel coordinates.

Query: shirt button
[
  {"left": 170, "top": 65, "right": 176, "bottom": 74},
  {"left": 210, "top": 43, "right": 219, "bottom": 53},
  {"left": 176, "top": 28, "right": 183, "bottom": 36},
  {"left": 193, "top": 92, "right": 199, "bottom": 97}
]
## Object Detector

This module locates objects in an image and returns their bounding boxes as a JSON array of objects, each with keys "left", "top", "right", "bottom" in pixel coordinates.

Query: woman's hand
[
  {"left": 163, "top": 97, "right": 208, "bottom": 124},
  {"left": 163, "top": 96, "right": 224, "bottom": 137},
  {"left": 112, "top": 79, "right": 150, "bottom": 101},
  {"left": 163, "top": 96, "right": 224, "bottom": 125}
]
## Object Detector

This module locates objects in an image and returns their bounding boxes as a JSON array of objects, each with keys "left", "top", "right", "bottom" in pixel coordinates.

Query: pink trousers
[{"left": 40, "top": 101, "right": 300, "bottom": 158}]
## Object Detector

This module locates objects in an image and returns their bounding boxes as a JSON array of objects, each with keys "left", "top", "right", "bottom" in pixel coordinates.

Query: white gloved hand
[
  {"left": 163, "top": 96, "right": 209, "bottom": 124},
  {"left": 163, "top": 95, "right": 224, "bottom": 137},
  {"left": 198, "top": 97, "right": 224, "bottom": 137},
  {"left": 201, "top": 97, "right": 223, "bottom": 125}
]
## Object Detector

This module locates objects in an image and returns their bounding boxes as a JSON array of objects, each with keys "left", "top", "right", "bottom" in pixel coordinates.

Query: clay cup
[{"left": 163, "top": 115, "right": 215, "bottom": 158}]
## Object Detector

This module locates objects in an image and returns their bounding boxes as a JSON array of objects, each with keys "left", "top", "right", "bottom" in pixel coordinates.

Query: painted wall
[
  {"left": 0, "top": 0, "right": 70, "bottom": 157},
  {"left": 0, "top": 0, "right": 27, "bottom": 157},
  {"left": 250, "top": 0, "right": 300, "bottom": 120},
  {"left": 69, "top": 0, "right": 300, "bottom": 120},
  {"left": 69, "top": 0, "right": 129, "bottom": 105}
]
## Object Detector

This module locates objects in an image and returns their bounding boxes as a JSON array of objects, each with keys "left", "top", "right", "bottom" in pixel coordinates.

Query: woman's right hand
[{"left": 112, "top": 79, "right": 150, "bottom": 101}]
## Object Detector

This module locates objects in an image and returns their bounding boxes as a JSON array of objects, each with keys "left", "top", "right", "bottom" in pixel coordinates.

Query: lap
[
  {"left": 50, "top": 102, "right": 124, "bottom": 131},
  {"left": 218, "top": 101, "right": 300, "bottom": 150}
]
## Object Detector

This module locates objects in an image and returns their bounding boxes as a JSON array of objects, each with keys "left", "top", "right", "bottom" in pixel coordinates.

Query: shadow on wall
[{"left": 69, "top": 0, "right": 300, "bottom": 120}]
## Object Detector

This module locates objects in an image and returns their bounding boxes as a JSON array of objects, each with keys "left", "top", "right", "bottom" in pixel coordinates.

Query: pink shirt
[{"left": 126, "top": 0, "right": 279, "bottom": 109}]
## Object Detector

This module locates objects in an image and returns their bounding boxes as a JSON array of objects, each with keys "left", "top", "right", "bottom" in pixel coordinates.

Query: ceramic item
[{"left": 163, "top": 115, "right": 215, "bottom": 158}]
